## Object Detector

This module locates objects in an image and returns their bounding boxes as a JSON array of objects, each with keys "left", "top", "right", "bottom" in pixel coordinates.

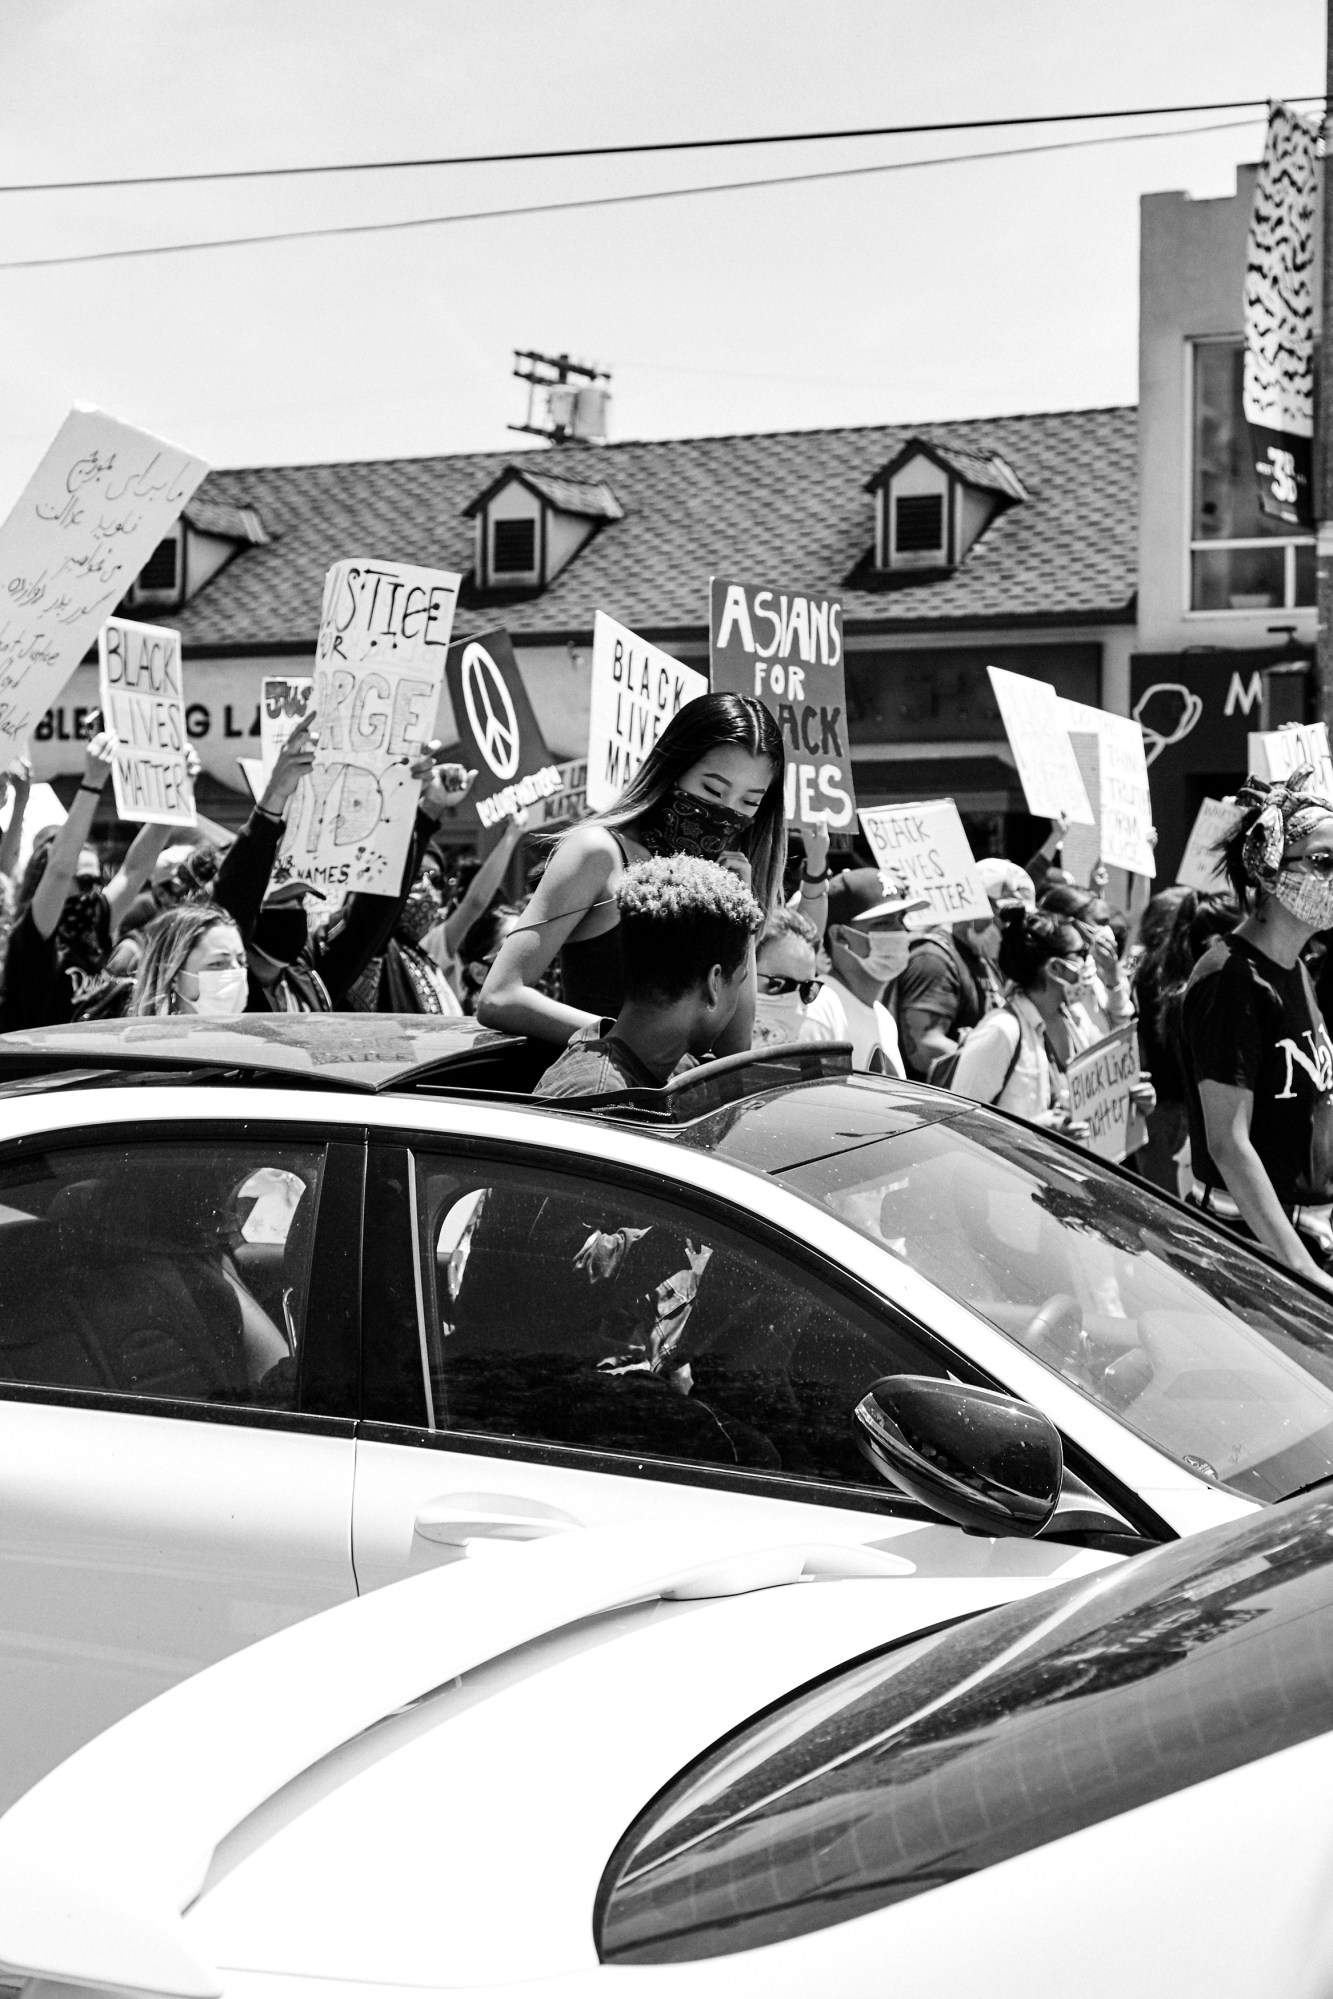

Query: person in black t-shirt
[{"left": 1179, "top": 768, "right": 1333, "bottom": 1290}]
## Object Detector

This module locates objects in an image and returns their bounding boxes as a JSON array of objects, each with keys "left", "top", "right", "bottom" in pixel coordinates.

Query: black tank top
[{"left": 558, "top": 833, "right": 628, "bottom": 1017}]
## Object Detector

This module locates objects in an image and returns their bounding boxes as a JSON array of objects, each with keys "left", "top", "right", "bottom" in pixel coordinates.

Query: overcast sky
[{"left": 0, "top": 0, "right": 1319, "bottom": 502}]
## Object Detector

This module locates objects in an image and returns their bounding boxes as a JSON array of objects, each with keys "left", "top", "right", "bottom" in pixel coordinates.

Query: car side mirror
[{"left": 854, "top": 1374, "right": 1063, "bottom": 1537}]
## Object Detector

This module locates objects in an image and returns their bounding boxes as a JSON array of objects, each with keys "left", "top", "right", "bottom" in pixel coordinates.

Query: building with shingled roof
[{"left": 34, "top": 404, "right": 1137, "bottom": 863}]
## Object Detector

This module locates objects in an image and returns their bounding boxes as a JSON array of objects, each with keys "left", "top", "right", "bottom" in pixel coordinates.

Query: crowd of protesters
[{"left": 3, "top": 690, "right": 1332, "bottom": 1290}]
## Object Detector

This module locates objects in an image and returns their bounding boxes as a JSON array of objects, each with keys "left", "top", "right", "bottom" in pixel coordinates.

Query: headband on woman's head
[{"left": 1236, "top": 765, "right": 1333, "bottom": 891}]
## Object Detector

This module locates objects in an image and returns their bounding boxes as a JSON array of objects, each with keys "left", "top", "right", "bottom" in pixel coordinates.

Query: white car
[
  {"left": 1, "top": 1496, "right": 1331, "bottom": 1999},
  {"left": 0, "top": 1014, "right": 1326, "bottom": 1810}
]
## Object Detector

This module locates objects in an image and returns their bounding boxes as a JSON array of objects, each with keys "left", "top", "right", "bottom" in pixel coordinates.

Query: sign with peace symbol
[
  {"left": 461, "top": 641, "right": 521, "bottom": 780},
  {"left": 445, "top": 626, "right": 557, "bottom": 826}
]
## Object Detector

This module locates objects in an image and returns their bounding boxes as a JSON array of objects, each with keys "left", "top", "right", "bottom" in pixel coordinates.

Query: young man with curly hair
[{"left": 535, "top": 854, "right": 763, "bottom": 1098}]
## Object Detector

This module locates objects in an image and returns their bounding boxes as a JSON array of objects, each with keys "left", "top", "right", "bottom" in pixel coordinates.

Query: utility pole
[{"left": 1317, "top": 7, "right": 1333, "bottom": 724}]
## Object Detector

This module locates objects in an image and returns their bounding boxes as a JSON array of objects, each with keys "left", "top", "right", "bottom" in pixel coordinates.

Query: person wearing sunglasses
[
  {"left": 752, "top": 907, "right": 825, "bottom": 1050},
  {"left": 1179, "top": 768, "right": 1333, "bottom": 1292}
]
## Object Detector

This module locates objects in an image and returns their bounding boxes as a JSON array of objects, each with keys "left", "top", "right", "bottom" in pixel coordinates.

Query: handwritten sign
[
  {"left": 987, "top": 666, "right": 1093, "bottom": 825},
  {"left": 238, "top": 674, "right": 314, "bottom": 803},
  {"left": 1177, "top": 797, "right": 1243, "bottom": 892},
  {"left": 709, "top": 577, "right": 853, "bottom": 832},
  {"left": 97, "top": 617, "right": 195, "bottom": 827},
  {"left": 445, "top": 627, "right": 561, "bottom": 830},
  {"left": 539, "top": 757, "right": 590, "bottom": 828},
  {"left": 1065, "top": 1026, "right": 1141, "bottom": 1162},
  {"left": 858, "top": 800, "right": 990, "bottom": 926},
  {"left": 587, "top": 611, "right": 706, "bottom": 813},
  {"left": 1059, "top": 697, "right": 1157, "bottom": 877},
  {"left": 0, "top": 408, "right": 207, "bottom": 756},
  {"left": 1249, "top": 720, "right": 1333, "bottom": 799},
  {"left": 278, "top": 558, "right": 460, "bottom": 894}
]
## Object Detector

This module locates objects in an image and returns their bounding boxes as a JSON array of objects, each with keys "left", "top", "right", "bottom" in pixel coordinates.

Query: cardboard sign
[
  {"left": 587, "top": 612, "right": 706, "bottom": 813},
  {"left": 277, "top": 558, "right": 460, "bottom": 894},
  {"left": 445, "top": 627, "right": 561, "bottom": 830},
  {"left": 238, "top": 674, "right": 315, "bottom": 804},
  {"left": 0, "top": 408, "right": 207, "bottom": 757},
  {"left": 709, "top": 578, "right": 854, "bottom": 831},
  {"left": 1177, "top": 797, "right": 1243, "bottom": 892},
  {"left": 858, "top": 800, "right": 990, "bottom": 926},
  {"left": 97, "top": 617, "right": 195, "bottom": 826},
  {"left": 539, "top": 757, "right": 589, "bottom": 828},
  {"left": 1249, "top": 720, "right": 1333, "bottom": 799},
  {"left": 1058, "top": 697, "right": 1157, "bottom": 877},
  {"left": 1065, "top": 1025, "right": 1141, "bottom": 1162},
  {"left": 987, "top": 666, "right": 1093, "bottom": 825}
]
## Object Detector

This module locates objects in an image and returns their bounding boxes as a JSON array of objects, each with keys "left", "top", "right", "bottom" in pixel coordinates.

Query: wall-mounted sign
[{"left": 1243, "top": 103, "right": 1319, "bottom": 528}]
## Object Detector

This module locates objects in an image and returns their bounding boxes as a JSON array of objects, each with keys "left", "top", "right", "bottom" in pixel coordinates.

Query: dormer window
[
  {"left": 863, "top": 438, "right": 1027, "bottom": 579},
  {"left": 125, "top": 528, "right": 183, "bottom": 609},
  {"left": 465, "top": 466, "right": 624, "bottom": 593}
]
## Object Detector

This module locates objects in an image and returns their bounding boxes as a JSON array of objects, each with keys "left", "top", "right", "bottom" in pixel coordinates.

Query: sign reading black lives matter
[
  {"left": 708, "top": 578, "right": 853, "bottom": 833},
  {"left": 98, "top": 615, "right": 196, "bottom": 827},
  {"left": 444, "top": 627, "right": 562, "bottom": 829}
]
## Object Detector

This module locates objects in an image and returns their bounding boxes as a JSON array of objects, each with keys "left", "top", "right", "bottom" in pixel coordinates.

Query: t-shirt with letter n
[{"left": 1180, "top": 935, "right": 1333, "bottom": 1209}]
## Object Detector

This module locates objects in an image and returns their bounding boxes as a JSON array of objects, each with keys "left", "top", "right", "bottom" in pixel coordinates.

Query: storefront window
[{"left": 1190, "top": 340, "right": 1314, "bottom": 611}]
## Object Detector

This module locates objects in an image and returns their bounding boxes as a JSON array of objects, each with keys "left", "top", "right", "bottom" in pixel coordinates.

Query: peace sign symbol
[{"left": 461, "top": 642, "right": 520, "bottom": 780}]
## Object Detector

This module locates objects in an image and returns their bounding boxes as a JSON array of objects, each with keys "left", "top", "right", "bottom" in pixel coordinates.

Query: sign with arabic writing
[{"left": 0, "top": 408, "right": 207, "bottom": 756}]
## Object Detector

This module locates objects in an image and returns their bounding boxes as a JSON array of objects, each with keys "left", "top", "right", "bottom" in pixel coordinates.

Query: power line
[
  {"left": 0, "top": 114, "right": 1269, "bottom": 275},
  {"left": 0, "top": 94, "right": 1319, "bottom": 197}
]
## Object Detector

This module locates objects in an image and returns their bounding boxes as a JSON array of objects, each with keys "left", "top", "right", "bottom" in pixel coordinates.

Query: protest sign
[
  {"left": 709, "top": 578, "right": 853, "bottom": 832},
  {"left": 1065, "top": 1026, "right": 1141, "bottom": 1162},
  {"left": 97, "top": 617, "right": 195, "bottom": 826},
  {"left": 238, "top": 674, "right": 315, "bottom": 803},
  {"left": 858, "top": 800, "right": 990, "bottom": 925},
  {"left": 1177, "top": 797, "right": 1243, "bottom": 892},
  {"left": 539, "top": 757, "right": 589, "bottom": 828},
  {"left": 0, "top": 408, "right": 207, "bottom": 758},
  {"left": 987, "top": 666, "right": 1094, "bottom": 825},
  {"left": 1058, "top": 697, "right": 1156, "bottom": 877},
  {"left": 445, "top": 627, "right": 562, "bottom": 830},
  {"left": 278, "top": 558, "right": 460, "bottom": 894},
  {"left": 1249, "top": 720, "right": 1333, "bottom": 798},
  {"left": 587, "top": 612, "right": 706, "bottom": 813}
]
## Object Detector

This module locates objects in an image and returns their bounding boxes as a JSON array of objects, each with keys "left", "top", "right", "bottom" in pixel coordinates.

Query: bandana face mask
[
  {"left": 1273, "top": 866, "right": 1333, "bottom": 932},
  {"left": 398, "top": 880, "right": 442, "bottom": 946},
  {"left": 638, "top": 786, "right": 752, "bottom": 864}
]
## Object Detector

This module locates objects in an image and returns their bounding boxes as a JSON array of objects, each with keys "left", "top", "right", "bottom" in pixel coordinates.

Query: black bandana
[
  {"left": 397, "top": 881, "right": 442, "bottom": 947},
  {"left": 637, "top": 786, "right": 751, "bottom": 864},
  {"left": 55, "top": 888, "right": 110, "bottom": 980}
]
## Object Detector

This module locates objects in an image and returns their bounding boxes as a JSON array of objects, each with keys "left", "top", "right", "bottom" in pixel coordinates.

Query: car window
[
  {"left": 778, "top": 1109, "right": 1333, "bottom": 1503},
  {"left": 0, "top": 1139, "right": 324, "bottom": 1409},
  {"left": 407, "top": 1152, "right": 946, "bottom": 1484}
]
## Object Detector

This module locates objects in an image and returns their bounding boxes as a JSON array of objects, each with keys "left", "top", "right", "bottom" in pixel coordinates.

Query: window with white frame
[{"left": 1190, "top": 338, "right": 1314, "bottom": 613}]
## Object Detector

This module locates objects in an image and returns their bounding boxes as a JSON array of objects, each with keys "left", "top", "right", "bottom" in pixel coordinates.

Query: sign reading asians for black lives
[
  {"left": 444, "top": 627, "right": 562, "bottom": 830},
  {"left": 708, "top": 578, "right": 853, "bottom": 832}
]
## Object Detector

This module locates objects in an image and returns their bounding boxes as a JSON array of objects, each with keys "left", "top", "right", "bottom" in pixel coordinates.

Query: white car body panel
[
  {"left": 0, "top": 1081, "right": 1261, "bottom": 1812},
  {"left": 0, "top": 1400, "right": 354, "bottom": 1811},
  {"left": 2, "top": 1524, "right": 1331, "bottom": 1999}
]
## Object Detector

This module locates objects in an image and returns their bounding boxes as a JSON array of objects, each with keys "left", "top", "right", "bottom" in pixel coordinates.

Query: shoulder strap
[{"left": 995, "top": 1001, "right": 1026, "bottom": 1101}]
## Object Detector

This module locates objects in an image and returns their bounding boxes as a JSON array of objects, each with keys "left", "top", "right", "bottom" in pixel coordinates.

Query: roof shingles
[{"left": 165, "top": 406, "right": 1136, "bottom": 650}]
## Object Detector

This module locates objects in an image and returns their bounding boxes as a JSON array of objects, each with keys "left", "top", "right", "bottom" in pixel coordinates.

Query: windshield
[{"left": 776, "top": 1107, "right": 1333, "bottom": 1503}]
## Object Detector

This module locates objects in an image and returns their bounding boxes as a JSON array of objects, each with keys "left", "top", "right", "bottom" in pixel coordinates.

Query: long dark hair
[
  {"left": 1156, "top": 891, "right": 1239, "bottom": 1051},
  {"left": 576, "top": 692, "right": 787, "bottom": 912},
  {"left": 997, "top": 906, "right": 1084, "bottom": 991}
]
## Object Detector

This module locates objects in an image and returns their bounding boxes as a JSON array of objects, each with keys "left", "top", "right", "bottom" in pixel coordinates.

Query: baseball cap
[
  {"left": 826, "top": 867, "right": 931, "bottom": 929},
  {"left": 977, "top": 857, "right": 1036, "bottom": 908}
]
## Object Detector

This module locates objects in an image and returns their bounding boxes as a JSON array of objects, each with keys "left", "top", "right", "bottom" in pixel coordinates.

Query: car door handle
[{"left": 413, "top": 1492, "right": 583, "bottom": 1546}]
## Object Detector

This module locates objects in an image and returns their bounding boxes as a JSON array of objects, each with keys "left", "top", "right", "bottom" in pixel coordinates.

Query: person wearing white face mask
[
  {"left": 803, "top": 870, "right": 929, "bottom": 1074},
  {"left": 128, "top": 904, "right": 249, "bottom": 1019},
  {"left": 1180, "top": 768, "right": 1333, "bottom": 1291}
]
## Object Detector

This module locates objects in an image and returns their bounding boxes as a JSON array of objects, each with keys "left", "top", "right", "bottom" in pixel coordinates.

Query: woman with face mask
[
  {"left": 478, "top": 693, "right": 785, "bottom": 1053},
  {"left": 129, "top": 905, "right": 249, "bottom": 1019},
  {"left": 951, "top": 907, "right": 1094, "bottom": 1135},
  {"left": 1179, "top": 769, "right": 1333, "bottom": 1291}
]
